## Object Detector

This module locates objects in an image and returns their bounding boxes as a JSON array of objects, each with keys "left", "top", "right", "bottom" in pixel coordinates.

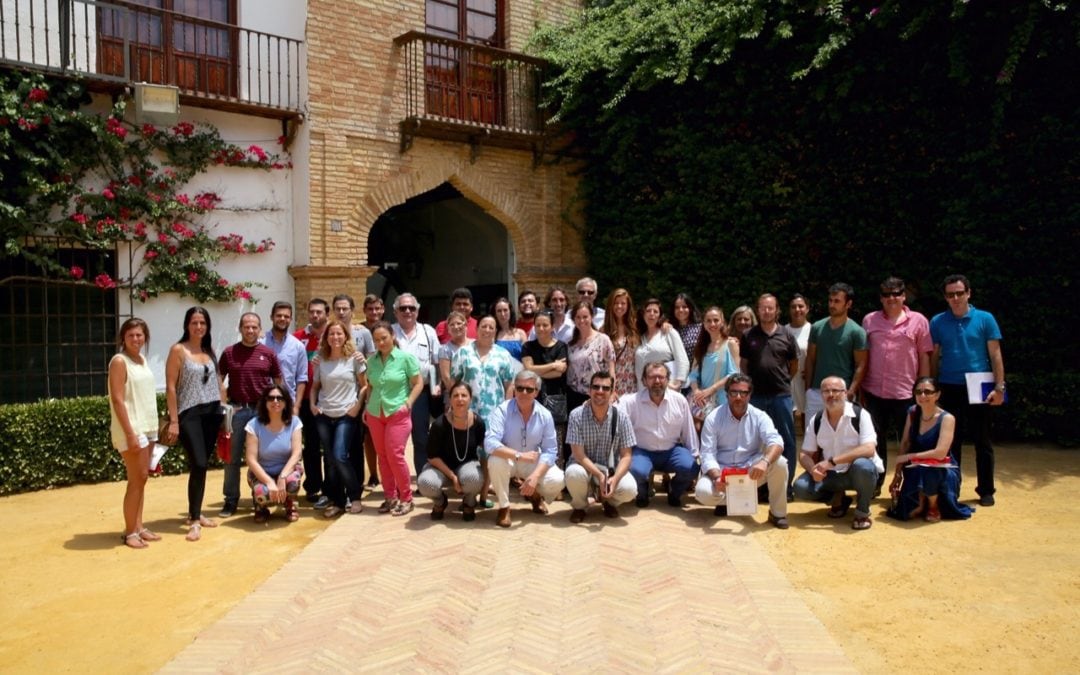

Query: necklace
[
  {"left": 921, "top": 409, "right": 938, "bottom": 422},
  {"left": 451, "top": 413, "right": 470, "bottom": 463}
]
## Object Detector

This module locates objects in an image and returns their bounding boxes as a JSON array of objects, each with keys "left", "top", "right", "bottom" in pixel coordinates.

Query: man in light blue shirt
[
  {"left": 262, "top": 301, "right": 309, "bottom": 416},
  {"left": 695, "top": 374, "right": 789, "bottom": 528},
  {"left": 484, "top": 370, "right": 564, "bottom": 528}
]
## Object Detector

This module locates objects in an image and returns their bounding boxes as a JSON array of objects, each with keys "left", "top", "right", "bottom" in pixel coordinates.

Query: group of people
[{"left": 107, "top": 273, "right": 1002, "bottom": 545}]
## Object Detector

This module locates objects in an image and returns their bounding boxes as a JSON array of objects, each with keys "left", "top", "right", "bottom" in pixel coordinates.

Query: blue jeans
[
  {"left": 793, "top": 457, "right": 879, "bottom": 518},
  {"left": 409, "top": 393, "right": 432, "bottom": 476},
  {"left": 751, "top": 393, "right": 796, "bottom": 488},
  {"left": 223, "top": 406, "right": 256, "bottom": 505},
  {"left": 315, "top": 414, "right": 360, "bottom": 508},
  {"left": 629, "top": 445, "right": 698, "bottom": 504}
]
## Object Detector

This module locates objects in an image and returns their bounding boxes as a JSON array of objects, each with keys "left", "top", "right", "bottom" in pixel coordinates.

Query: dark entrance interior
[{"left": 366, "top": 182, "right": 512, "bottom": 324}]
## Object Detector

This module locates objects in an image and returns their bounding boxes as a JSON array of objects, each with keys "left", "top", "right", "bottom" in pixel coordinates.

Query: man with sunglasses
[
  {"left": 565, "top": 371, "right": 637, "bottom": 523},
  {"left": 576, "top": 277, "right": 605, "bottom": 328},
  {"left": 930, "top": 274, "right": 1005, "bottom": 507},
  {"left": 861, "top": 277, "right": 933, "bottom": 494},
  {"left": 484, "top": 370, "right": 564, "bottom": 527},
  {"left": 695, "top": 374, "right": 789, "bottom": 528},
  {"left": 219, "top": 312, "right": 283, "bottom": 517},
  {"left": 392, "top": 293, "right": 440, "bottom": 474}
]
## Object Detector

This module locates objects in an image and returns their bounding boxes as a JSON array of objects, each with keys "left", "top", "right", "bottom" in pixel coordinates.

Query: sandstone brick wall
[{"left": 293, "top": 0, "right": 586, "bottom": 306}]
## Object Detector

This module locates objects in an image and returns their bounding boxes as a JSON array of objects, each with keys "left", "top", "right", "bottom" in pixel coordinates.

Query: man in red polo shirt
[
  {"left": 295, "top": 298, "right": 330, "bottom": 506},
  {"left": 219, "top": 312, "right": 282, "bottom": 517}
]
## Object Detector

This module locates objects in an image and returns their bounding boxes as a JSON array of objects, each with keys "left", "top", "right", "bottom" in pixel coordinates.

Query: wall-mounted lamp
[{"left": 133, "top": 83, "right": 180, "bottom": 126}]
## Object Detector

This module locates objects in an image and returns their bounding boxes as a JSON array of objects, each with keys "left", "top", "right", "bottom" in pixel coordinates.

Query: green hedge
[{"left": 0, "top": 394, "right": 213, "bottom": 495}]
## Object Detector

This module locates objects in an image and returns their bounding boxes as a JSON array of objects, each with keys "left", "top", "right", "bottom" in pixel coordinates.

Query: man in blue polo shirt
[{"left": 930, "top": 274, "right": 1005, "bottom": 506}]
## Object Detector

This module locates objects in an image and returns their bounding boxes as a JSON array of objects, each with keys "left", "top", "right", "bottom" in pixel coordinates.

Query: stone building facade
[{"left": 291, "top": 0, "right": 586, "bottom": 316}]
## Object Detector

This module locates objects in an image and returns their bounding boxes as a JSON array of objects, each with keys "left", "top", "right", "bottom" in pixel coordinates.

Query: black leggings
[{"left": 178, "top": 401, "right": 224, "bottom": 519}]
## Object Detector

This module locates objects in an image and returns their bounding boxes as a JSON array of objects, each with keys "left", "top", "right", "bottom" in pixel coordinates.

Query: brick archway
[{"left": 346, "top": 159, "right": 530, "bottom": 267}]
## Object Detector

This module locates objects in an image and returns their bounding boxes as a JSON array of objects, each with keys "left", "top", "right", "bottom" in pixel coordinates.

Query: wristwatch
[
  {"left": 514, "top": 451, "right": 521, "bottom": 461},
  {"left": 995, "top": 382, "right": 1006, "bottom": 393},
  {"left": 828, "top": 457, "right": 837, "bottom": 466}
]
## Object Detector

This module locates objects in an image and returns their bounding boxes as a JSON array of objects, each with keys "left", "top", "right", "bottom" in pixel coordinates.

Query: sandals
[
  {"left": 852, "top": 516, "right": 873, "bottom": 530},
  {"left": 346, "top": 500, "right": 364, "bottom": 515},
  {"left": 123, "top": 532, "right": 148, "bottom": 549},
  {"left": 137, "top": 528, "right": 162, "bottom": 542},
  {"left": 254, "top": 507, "right": 271, "bottom": 524},
  {"left": 828, "top": 495, "right": 854, "bottom": 519},
  {"left": 377, "top": 499, "right": 399, "bottom": 514},
  {"left": 462, "top": 503, "right": 476, "bottom": 522},
  {"left": 185, "top": 522, "right": 202, "bottom": 542},
  {"left": 391, "top": 500, "right": 415, "bottom": 517},
  {"left": 924, "top": 506, "right": 942, "bottom": 523},
  {"left": 324, "top": 505, "right": 344, "bottom": 518}
]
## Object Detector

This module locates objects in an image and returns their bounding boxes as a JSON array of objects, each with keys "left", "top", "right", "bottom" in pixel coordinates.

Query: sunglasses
[
  {"left": 578, "top": 289, "right": 596, "bottom": 296},
  {"left": 880, "top": 291, "right": 904, "bottom": 298},
  {"left": 944, "top": 291, "right": 967, "bottom": 299},
  {"left": 397, "top": 306, "right": 417, "bottom": 312},
  {"left": 267, "top": 395, "right": 286, "bottom": 402},
  {"left": 514, "top": 385, "right": 537, "bottom": 394},
  {"left": 914, "top": 389, "right": 938, "bottom": 396},
  {"left": 590, "top": 384, "right": 613, "bottom": 391},
  {"left": 727, "top": 390, "right": 751, "bottom": 398},
  {"left": 202, "top": 363, "right": 211, "bottom": 385}
]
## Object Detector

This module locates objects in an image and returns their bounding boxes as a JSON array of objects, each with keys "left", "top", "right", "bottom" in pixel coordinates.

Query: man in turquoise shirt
[{"left": 930, "top": 274, "right": 1005, "bottom": 506}]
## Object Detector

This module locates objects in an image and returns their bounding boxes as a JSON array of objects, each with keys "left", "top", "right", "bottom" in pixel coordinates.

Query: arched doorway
[{"left": 366, "top": 182, "right": 514, "bottom": 324}]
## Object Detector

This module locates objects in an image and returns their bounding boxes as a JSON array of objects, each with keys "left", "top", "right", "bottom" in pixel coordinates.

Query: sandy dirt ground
[{"left": 2, "top": 443, "right": 1078, "bottom": 673}]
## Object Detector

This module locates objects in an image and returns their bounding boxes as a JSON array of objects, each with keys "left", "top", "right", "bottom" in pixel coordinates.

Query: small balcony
[
  {"left": 0, "top": 0, "right": 304, "bottom": 120},
  {"left": 394, "top": 30, "right": 547, "bottom": 155}
]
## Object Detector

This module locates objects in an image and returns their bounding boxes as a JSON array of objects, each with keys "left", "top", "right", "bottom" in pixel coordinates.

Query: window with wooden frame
[
  {"left": 424, "top": 0, "right": 504, "bottom": 125},
  {"left": 97, "top": 0, "right": 237, "bottom": 98}
]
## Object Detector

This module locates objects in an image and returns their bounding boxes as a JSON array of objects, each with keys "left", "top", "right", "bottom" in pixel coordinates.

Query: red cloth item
[{"left": 216, "top": 429, "right": 231, "bottom": 463}]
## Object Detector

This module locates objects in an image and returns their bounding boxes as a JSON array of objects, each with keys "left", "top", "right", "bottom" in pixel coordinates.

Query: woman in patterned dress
[{"left": 602, "top": 288, "right": 639, "bottom": 399}]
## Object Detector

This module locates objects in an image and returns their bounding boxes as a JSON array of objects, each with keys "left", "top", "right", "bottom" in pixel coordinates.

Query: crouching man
[
  {"left": 565, "top": 371, "right": 637, "bottom": 523},
  {"left": 694, "top": 374, "right": 789, "bottom": 529},
  {"left": 793, "top": 376, "right": 882, "bottom": 531},
  {"left": 484, "top": 370, "right": 565, "bottom": 528}
]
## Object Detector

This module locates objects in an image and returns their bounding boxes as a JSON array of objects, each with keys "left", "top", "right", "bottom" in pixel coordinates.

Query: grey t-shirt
[{"left": 314, "top": 357, "right": 366, "bottom": 417}]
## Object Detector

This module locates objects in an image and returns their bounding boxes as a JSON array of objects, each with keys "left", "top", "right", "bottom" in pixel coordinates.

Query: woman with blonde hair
[
  {"left": 109, "top": 318, "right": 160, "bottom": 549},
  {"left": 309, "top": 319, "right": 367, "bottom": 517}
]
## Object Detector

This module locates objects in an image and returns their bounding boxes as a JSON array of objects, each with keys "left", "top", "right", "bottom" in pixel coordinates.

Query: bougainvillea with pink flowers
[{"left": 0, "top": 72, "right": 288, "bottom": 303}]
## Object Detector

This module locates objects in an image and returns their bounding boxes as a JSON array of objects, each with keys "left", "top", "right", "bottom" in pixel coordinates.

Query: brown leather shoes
[
  {"left": 602, "top": 502, "right": 619, "bottom": 518},
  {"left": 529, "top": 494, "right": 548, "bottom": 515},
  {"left": 496, "top": 507, "right": 511, "bottom": 528},
  {"left": 569, "top": 508, "right": 586, "bottom": 523}
]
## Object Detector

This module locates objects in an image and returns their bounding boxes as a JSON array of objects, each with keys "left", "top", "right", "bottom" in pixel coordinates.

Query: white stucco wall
[{"left": 115, "top": 105, "right": 301, "bottom": 389}]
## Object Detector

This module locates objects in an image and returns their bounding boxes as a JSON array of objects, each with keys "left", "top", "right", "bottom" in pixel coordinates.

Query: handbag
[{"left": 540, "top": 391, "right": 568, "bottom": 424}]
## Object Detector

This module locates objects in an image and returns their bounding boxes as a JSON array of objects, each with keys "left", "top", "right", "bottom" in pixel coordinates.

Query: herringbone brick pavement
[{"left": 162, "top": 494, "right": 853, "bottom": 673}]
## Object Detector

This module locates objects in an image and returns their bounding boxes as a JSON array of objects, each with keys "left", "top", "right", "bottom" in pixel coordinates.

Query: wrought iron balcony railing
[
  {"left": 0, "top": 0, "right": 303, "bottom": 118},
  {"left": 394, "top": 30, "right": 546, "bottom": 152}
]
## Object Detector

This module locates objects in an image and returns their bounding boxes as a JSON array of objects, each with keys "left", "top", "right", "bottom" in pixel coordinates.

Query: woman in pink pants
[{"left": 364, "top": 321, "right": 424, "bottom": 516}]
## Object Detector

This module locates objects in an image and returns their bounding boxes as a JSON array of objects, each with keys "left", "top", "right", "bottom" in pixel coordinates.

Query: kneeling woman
[
  {"left": 886, "top": 377, "right": 974, "bottom": 522},
  {"left": 417, "top": 381, "right": 485, "bottom": 521},
  {"left": 245, "top": 385, "right": 304, "bottom": 523}
]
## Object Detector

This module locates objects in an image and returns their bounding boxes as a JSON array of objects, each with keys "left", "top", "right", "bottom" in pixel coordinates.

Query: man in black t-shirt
[{"left": 740, "top": 294, "right": 800, "bottom": 497}]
